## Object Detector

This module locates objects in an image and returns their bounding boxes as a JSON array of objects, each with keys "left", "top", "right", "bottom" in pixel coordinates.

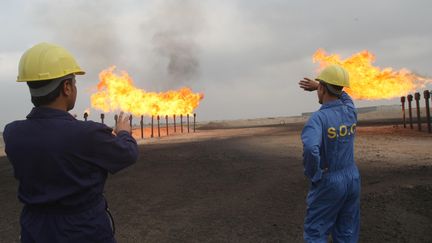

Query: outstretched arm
[{"left": 340, "top": 91, "right": 355, "bottom": 108}]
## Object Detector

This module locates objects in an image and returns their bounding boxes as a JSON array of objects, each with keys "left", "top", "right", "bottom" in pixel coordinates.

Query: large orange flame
[
  {"left": 313, "top": 49, "right": 431, "bottom": 100},
  {"left": 90, "top": 66, "right": 204, "bottom": 116}
]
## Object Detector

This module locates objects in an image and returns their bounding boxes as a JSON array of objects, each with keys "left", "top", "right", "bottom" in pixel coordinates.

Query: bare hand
[
  {"left": 299, "top": 78, "right": 319, "bottom": 92},
  {"left": 114, "top": 112, "right": 132, "bottom": 134}
]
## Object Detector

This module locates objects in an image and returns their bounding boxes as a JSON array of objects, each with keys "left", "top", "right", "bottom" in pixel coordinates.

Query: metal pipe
[
  {"left": 157, "top": 115, "right": 161, "bottom": 137},
  {"left": 100, "top": 113, "right": 105, "bottom": 124},
  {"left": 424, "top": 90, "right": 431, "bottom": 133},
  {"left": 114, "top": 114, "right": 118, "bottom": 126},
  {"left": 187, "top": 114, "right": 190, "bottom": 133},
  {"left": 415, "top": 92, "right": 421, "bottom": 131},
  {"left": 165, "top": 115, "right": 169, "bottom": 136},
  {"left": 401, "top": 96, "right": 406, "bottom": 128},
  {"left": 180, "top": 114, "right": 183, "bottom": 133},
  {"left": 173, "top": 115, "right": 176, "bottom": 132},
  {"left": 151, "top": 115, "right": 154, "bottom": 138},
  {"left": 128, "top": 115, "right": 133, "bottom": 135},
  {"left": 194, "top": 113, "right": 196, "bottom": 132},
  {"left": 140, "top": 115, "right": 144, "bottom": 139},
  {"left": 407, "top": 94, "right": 413, "bottom": 129},
  {"left": 84, "top": 112, "right": 88, "bottom": 122}
]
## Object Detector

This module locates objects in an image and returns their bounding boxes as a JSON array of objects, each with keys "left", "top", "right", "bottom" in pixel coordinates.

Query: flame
[
  {"left": 313, "top": 49, "right": 431, "bottom": 100},
  {"left": 84, "top": 108, "right": 90, "bottom": 115},
  {"left": 90, "top": 66, "right": 204, "bottom": 116}
]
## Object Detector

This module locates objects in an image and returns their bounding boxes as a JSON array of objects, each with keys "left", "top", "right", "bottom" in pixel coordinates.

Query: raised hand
[
  {"left": 114, "top": 112, "right": 132, "bottom": 134},
  {"left": 299, "top": 78, "right": 319, "bottom": 92}
]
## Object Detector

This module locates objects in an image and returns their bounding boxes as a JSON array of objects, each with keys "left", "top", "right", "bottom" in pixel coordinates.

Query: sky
[{"left": 1, "top": 0, "right": 432, "bottom": 129}]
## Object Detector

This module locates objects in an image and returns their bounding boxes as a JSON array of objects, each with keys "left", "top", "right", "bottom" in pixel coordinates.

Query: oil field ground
[{"left": 0, "top": 124, "right": 431, "bottom": 242}]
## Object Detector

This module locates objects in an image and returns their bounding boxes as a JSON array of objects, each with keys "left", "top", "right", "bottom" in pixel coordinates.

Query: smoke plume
[{"left": 149, "top": 0, "right": 204, "bottom": 85}]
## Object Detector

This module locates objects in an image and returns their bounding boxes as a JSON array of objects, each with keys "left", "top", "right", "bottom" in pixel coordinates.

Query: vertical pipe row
[
  {"left": 402, "top": 91, "right": 431, "bottom": 134},
  {"left": 87, "top": 113, "right": 199, "bottom": 137}
]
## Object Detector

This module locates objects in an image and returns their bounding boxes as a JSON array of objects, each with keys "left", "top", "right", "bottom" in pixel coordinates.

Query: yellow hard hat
[
  {"left": 17, "top": 42, "right": 85, "bottom": 82},
  {"left": 316, "top": 64, "right": 350, "bottom": 88}
]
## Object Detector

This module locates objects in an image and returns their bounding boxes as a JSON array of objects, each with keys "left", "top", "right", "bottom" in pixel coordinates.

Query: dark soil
[{"left": 0, "top": 126, "right": 431, "bottom": 242}]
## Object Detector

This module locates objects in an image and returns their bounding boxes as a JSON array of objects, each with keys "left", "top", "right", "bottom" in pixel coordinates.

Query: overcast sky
[{"left": 1, "top": 0, "right": 432, "bottom": 129}]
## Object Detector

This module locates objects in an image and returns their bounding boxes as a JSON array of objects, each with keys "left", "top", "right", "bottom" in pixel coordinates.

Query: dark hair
[
  {"left": 27, "top": 79, "right": 68, "bottom": 107},
  {"left": 319, "top": 81, "right": 343, "bottom": 98}
]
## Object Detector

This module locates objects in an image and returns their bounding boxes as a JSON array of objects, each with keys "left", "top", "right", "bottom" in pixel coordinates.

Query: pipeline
[
  {"left": 193, "top": 113, "right": 196, "bottom": 132},
  {"left": 424, "top": 90, "right": 431, "bottom": 133},
  {"left": 173, "top": 115, "right": 177, "bottom": 132},
  {"left": 407, "top": 94, "right": 413, "bottom": 129},
  {"left": 140, "top": 115, "right": 144, "bottom": 139},
  {"left": 187, "top": 114, "right": 190, "bottom": 133},
  {"left": 151, "top": 115, "right": 154, "bottom": 138},
  {"left": 165, "top": 115, "right": 169, "bottom": 136},
  {"left": 157, "top": 115, "right": 161, "bottom": 137},
  {"left": 180, "top": 114, "right": 184, "bottom": 133},
  {"left": 415, "top": 92, "right": 421, "bottom": 131},
  {"left": 400, "top": 96, "right": 406, "bottom": 128}
]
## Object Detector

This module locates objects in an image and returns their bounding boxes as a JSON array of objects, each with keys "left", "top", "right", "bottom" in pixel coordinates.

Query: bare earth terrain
[{"left": 0, "top": 124, "right": 431, "bottom": 242}]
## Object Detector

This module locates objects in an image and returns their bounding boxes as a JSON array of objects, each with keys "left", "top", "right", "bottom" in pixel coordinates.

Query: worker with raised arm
[
  {"left": 299, "top": 65, "right": 360, "bottom": 243},
  {"left": 3, "top": 42, "right": 138, "bottom": 243}
]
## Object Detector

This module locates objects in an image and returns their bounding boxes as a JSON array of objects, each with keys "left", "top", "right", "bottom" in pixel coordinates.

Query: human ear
[{"left": 63, "top": 80, "right": 73, "bottom": 96}]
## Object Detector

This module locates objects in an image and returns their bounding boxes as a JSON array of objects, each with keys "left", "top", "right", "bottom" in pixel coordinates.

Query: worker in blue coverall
[
  {"left": 3, "top": 43, "right": 138, "bottom": 243},
  {"left": 298, "top": 65, "right": 360, "bottom": 243}
]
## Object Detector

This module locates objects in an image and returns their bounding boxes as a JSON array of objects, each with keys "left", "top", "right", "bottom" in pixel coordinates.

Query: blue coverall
[
  {"left": 3, "top": 107, "right": 138, "bottom": 243},
  {"left": 301, "top": 92, "right": 360, "bottom": 243}
]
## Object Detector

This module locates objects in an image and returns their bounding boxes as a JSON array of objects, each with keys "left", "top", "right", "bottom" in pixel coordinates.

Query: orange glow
[
  {"left": 90, "top": 66, "right": 204, "bottom": 116},
  {"left": 84, "top": 108, "right": 90, "bottom": 115},
  {"left": 313, "top": 49, "right": 431, "bottom": 100}
]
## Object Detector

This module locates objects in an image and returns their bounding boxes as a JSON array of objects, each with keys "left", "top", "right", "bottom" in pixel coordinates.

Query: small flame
[
  {"left": 90, "top": 66, "right": 204, "bottom": 116},
  {"left": 84, "top": 108, "right": 90, "bottom": 115},
  {"left": 313, "top": 49, "right": 431, "bottom": 100}
]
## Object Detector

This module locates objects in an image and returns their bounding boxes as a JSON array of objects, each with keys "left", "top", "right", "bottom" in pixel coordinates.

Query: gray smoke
[
  {"left": 149, "top": 0, "right": 204, "bottom": 85},
  {"left": 27, "top": 0, "right": 204, "bottom": 88},
  {"left": 28, "top": 0, "right": 120, "bottom": 75}
]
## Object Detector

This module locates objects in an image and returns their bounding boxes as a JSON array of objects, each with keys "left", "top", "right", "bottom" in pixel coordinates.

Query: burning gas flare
[
  {"left": 90, "top": 67, "right": 204, "bottom": 116},
  {"left": 313, "top": 49, "right": 431, "bottom": 100}
]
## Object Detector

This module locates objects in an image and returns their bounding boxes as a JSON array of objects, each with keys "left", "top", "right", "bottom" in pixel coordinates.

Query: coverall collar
[
  {"left": 26, "top": 106, "right": 76, "bottom": 121},
  {"left": 319, "top": 99, "right": 343, "bottom": 110}
]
